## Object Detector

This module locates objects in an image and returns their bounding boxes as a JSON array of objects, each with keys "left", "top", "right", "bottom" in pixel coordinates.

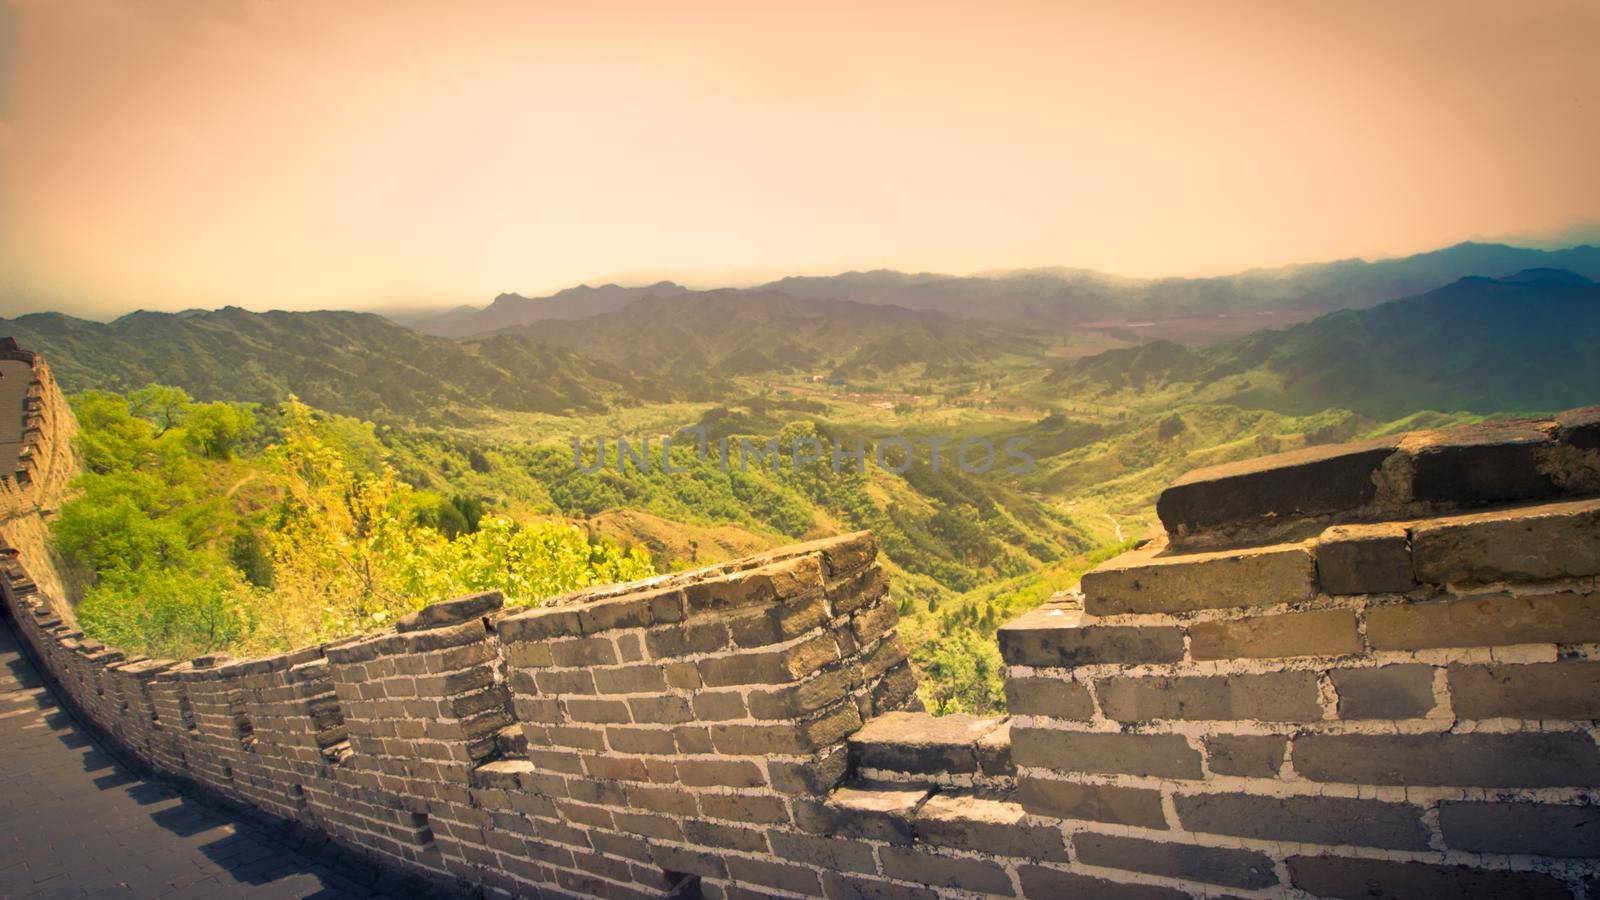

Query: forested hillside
[{"left": 1051, "top": 270, "right": 1600, "bottom": 417}]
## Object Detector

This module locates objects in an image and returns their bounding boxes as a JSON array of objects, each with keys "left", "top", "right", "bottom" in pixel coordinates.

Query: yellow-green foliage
[{"left": 61, "top": 388, "right": 653, "bottom": 660}]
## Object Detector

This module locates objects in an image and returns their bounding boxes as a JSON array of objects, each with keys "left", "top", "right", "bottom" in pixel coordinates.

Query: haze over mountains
[
  {"left": 1, "top": 241, "right": 1596, "bottom": 427},
  {"left": 413, "top": 241, "right": 1600, "bottom": 338}
]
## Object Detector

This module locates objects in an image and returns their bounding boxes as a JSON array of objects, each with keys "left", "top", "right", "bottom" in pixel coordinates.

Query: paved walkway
[{"left": 0, "top": 615, "right": 435, "bottom": 899}]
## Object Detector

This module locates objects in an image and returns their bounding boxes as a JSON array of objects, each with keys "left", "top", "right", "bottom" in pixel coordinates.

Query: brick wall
[{"left": 1, "top": 344, "right": 1597, "bottom": 898}]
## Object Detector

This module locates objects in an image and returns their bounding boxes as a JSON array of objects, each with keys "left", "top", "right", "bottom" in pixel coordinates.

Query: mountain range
[
  {"left": 4, "top": 244, "right": 1597, "bottom": 425},
  {"left": 411, "top": 242, "right": 1600, "bottom": 338},
  {"left": 1054, "top": 269, "right": 1600, "bottom": 417}
]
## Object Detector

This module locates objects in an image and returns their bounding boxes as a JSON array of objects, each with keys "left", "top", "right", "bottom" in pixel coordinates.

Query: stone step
[
  {"left": 1156, "top": 407, "right": 1600, "bottom": 548},
  {"left": 1070, "top": 497, "right": 1600, "bottom": 619},
  {"left": 847, "top": 710, "right": 1012, "bottom": 782}
]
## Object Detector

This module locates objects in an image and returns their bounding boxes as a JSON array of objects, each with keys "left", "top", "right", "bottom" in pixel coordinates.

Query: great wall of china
[{"left": 2, "top": 343, "right": 1598, "bottom": 898}]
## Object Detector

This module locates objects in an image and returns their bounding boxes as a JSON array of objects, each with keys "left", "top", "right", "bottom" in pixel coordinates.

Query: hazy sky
[{"left": 1, "top": 0, "right": 1597, "bottom": 317}]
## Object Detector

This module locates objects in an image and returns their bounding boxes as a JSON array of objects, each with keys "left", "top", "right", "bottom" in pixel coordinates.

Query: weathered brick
[
  {"left": 1017, "top": 864, "right": 1187, "bottom": 900},
  {"left": 1011, "top": 727, "right": 1202, "bottom": 779},
  {"left": 1315, "top": 523, "right": 1417, "bottom": 594},
  {"left": 725, "top": 856, "right": 821, "bottom": 895},
  {"left": 998, "top": 604, "right": 1184, "bottom": 667},
  {"left": 1174, "top": 792, "right": 1430, "bottom": 850},
  {"left": 1287, "top": 855, "right": 1571, "bottom": 900},
  {"left": 698, "top": 634, "right": 839, "bottom": 687},
  {"left": 676, "top": 759, "right": 766, "bottom": 789},
  {"left": 1366, "top": 590, "right": 1600, "bottom": 650},
  {"left": 1081, "top": 543, "right": 1316, "bottom": 615},
  {"left": 913, "top": 792, "right": 1067, "bottom": 861},
  {"left": 1412, "top": 499, "right": 1600, "bottom": 584},
  {"left": 1203, "top": 734, "right": 1286, "bottom": 777},
  {"left": 592, "top": 664, "right": 667, "bottom": 695},
  {"left": 1002, "top": 676, "right": 1092, "bottom": 719},
  {"left": 1188, "top": 608, "right": 1362, "bottom": 660},
  {"left": 645, "top": 621, "right": 730, "bottom": 660},
  {"left": 605, "top": 726, "right": 676, "bottom": 755},
  {"left": 698, "top": 793, "right": 790, "bottom": 825},
  {"left": 819, "top": 871, "right": 938, "bottom": 900},
  {"left": 747, "top": 668, "right": 850, "bottom": 720},
  {"left": 1096, "top": 671, "right": 1322, "bottom": 723},
  {"left": 1016, "top": 776, "right": 1167, "bottom": 829},
  {"left": 879, "top": 847, "right": 1014, "bottom": 896},
  {"left": 1448, "top": 660, "right": 1600, "bottom": 719},
  {"left": 1438, "top": 800, "right": 1600, "bottom": 857},
  {"left": 548, "top": 636, "right": 619, "bottom": 667},
  {"left": 766, "top": 830, "right": 876, "bottom": 874},
  {"left": 1293, "top": 731, "right": 1600, "bottom": 787},
  {"left": 1330, "top": 664, "right": 1436, "bottom": 719},
  {"left": 684, "top": 556, "right": 824, "bottom": 613},
  {"left": 1073, "top": 832, "right": 1278, "bottom": 890}
]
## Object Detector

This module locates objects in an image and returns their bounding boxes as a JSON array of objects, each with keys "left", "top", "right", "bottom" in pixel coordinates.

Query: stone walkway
[{"left": 0, "top": 616, "right": 437, "bottom": 899}]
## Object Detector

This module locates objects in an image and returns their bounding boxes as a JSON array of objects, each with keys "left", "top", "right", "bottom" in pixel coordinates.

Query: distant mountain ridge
[
  {"left": 0, "top": 306, "right": 655, "bottom": 423},
  {"left": 417, "top": 282, "right": 690, "bottom": 337},
  {"left": 410, "top": 242, "right": 1600, "bottom": 337},
  {"left": 1053, "top": 268, "right": 1600, "bottom": 417}
]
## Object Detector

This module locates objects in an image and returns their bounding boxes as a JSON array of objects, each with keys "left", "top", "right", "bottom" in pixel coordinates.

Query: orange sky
[{"left": 1, "top": 0, "right": 1597, "bottom": 317}]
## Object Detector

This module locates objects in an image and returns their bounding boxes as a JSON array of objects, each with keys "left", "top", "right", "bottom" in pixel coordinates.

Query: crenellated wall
[{"left": 2, "top": 342, "right": 1598, "bottom": 898}]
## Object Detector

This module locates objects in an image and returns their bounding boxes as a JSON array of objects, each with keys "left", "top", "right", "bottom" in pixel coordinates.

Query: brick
[
  {"left": 1369, "top": 590, "right": 1600, "bottom": 650},
  {"left": 1188, "top": 608, "right": 1361, "bottom": 660},
  {"left": 1002, "top": 677, "right": 1092, "bottom": 719},
  {"left": 1204, "top": 734, "right": 1286, "bottom": 777},
  {"left": 747, "top": 668, "right": 850, "bottom": 720},
  {"left": 879, "top": 847, "right": 1014, "bottom": 896},
  {"left": 592, "top": 665, "right": 667, "bottom": 695},
  {"left": 395, "top": 590, "right": 503, "bottom": 632},
  {"left": 767, "top": 831, "right": 876, "bottom": 874},
  {"left": 1096, "top": 671, "right": 1322, "bottom": 722},
  {"left": 977, "top": 722, "right": 1013, "bottom": 777},
  {"left": 1018, "top": 865, "right": 1188, "bottom": 900},
  {"left": 819, "top": 871, "right": 938, "bottom": 900},
  {"left": 1449, "top": 660, "right": 1600, "bottom": 719},
  {"left": 1316, "top": 523, "right": 1417, "bottom": 594},
  {"left": 683, "top": 819, "right": 769, "bottom": 853},
  {"left": 605, "top": 726, "right": 676, "bottom": 755},
  {"left": 913, "top": 792, "right": 1067, "bottom": 861},
  {"left": 848, "top": 711, "right": 1004, "bottom": 775},
  {"left": 690, "top": 691, "right": 748, "bottom": 721},
  {"left": 698, "top": 793, "right": 790, "bottom": 825},
  {"left": 1174, "top": 792, "right": 1430, "bottom": 850},
  {"left": 1287, "top": 855, "right": 1571, "bottom": 900},
  {"left": 645, "top": 621, "right": 730, "bottom": 659},
  {"left": 998, "top": 604, "right": 1184, "bottom": 667},
  {"left": 1330, "top": 664, "right": 1436, "bottom": 719},
  {"left": 684, "top": 556, "right": 824, "bottom": 612},
  {"left": 1438, "top": 801, "right": 1600, "bottom": 857},
  {"left": 547, "top": 636, "right": 619, "bottom": 667},
  {"left": 1011, "top": 727, "right": 1202, "bottom": 779},
  {"left": 1073, "top": 832, "right": 1278, "bottom": 890},
  {"left": 677, "top": 759, "right": 766, "bottom": 789},
  {"left": 1412, "top": 499, "right": 1600, "bottom": 584},
  {"left": 1082, "top": 543, "right": 1316, "bottom": 615},
  {"left": 1293, "top": 731, "right": 1600, "bottom": 787},
  {"left": 698, "top": 634, "right": 839, "bottom": 687},
  {"left": 725, "top": 856, "right": 821, "bottom": 895},
  {"left": 563, "top": 697, "right": 631, "bottom": 724},
  {"left": 627, "top": 694, "right": 692, "bottom": 724},
  {"left": 1016, "top": 776, "right": 1167, "bottom": 829}
]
